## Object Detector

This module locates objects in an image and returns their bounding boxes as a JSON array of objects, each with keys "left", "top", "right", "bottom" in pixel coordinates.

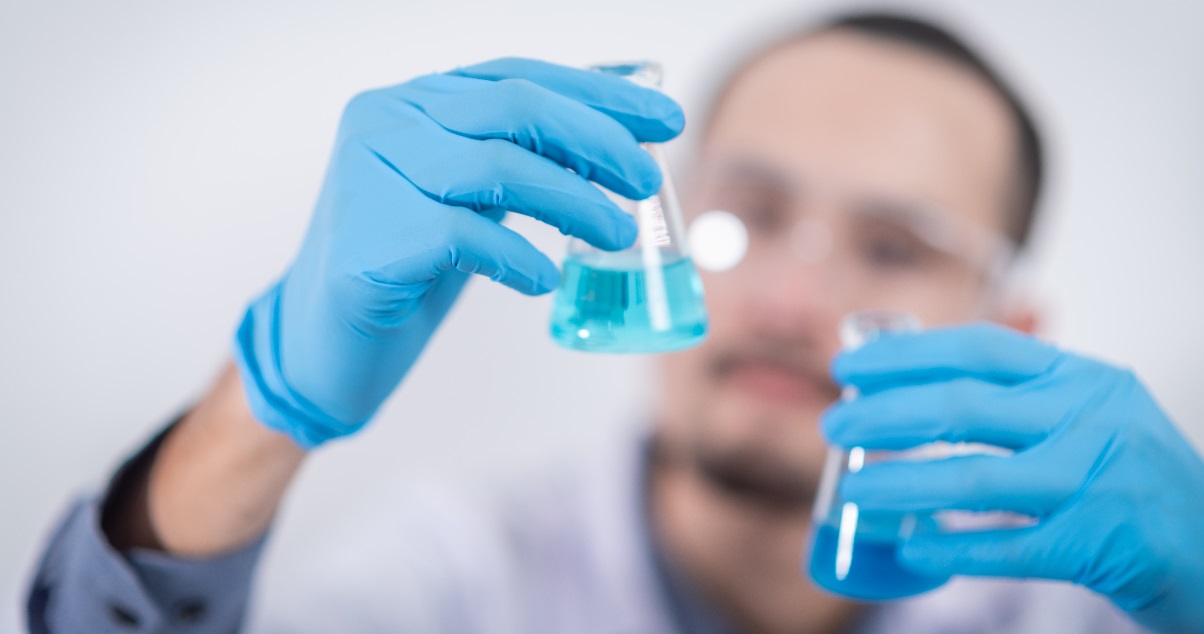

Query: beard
[
  {"left": 685, "top": 426, "right": 820, "bottom": 515},
  {"left": 655, "top": 332, "right": 841, "bottom": 515}
]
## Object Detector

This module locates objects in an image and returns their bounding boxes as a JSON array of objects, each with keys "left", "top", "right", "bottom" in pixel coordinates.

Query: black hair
[{"left": 706, "top": 10, "right": 1045, "bottom": 248}]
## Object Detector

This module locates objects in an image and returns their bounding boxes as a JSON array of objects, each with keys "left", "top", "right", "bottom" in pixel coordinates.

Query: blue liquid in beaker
[
  {"left": 808, "top": 521, "right": 949, "bottom": 601},
  {"left": 549, "top": 255, "right": 706, "bottom": 353}
]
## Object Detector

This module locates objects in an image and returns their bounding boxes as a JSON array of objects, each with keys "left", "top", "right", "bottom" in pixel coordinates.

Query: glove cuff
[{"left": 231, "top": 283, "right": 353, "bottom": 450}]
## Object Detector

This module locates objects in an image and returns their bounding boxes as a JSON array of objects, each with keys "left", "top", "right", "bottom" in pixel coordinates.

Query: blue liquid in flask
[
  {"left": 549, "top": 254, "right": 707, "bottom": 353},
  {"left": 808, "top": 515, "right": 949, "bottom": 601}
]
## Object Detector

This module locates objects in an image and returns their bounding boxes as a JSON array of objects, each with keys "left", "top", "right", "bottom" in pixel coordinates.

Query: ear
[{"left": 992, "top": 299, "right": 1043, "bottom": 337}]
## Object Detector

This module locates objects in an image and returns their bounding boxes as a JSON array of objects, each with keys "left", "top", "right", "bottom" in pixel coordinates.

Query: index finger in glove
[
  {"left": 832, "top": 323, "right": 1062, "bottom": 392},
  {"left": 448, "top": 57, "right": 686, "bottom": 143},
  {"left": 399, "top": 72, "right": 664, "bottom": 200}
]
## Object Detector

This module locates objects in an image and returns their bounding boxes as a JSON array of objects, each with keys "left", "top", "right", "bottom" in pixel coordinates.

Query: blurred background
[{"left": 2, "top": 0, "right": 1201, "bottom": 628}]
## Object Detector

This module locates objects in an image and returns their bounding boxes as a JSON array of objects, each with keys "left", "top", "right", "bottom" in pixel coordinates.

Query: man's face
[{"left": 658, "top": 31, "right": 1018, "bottom": 510}]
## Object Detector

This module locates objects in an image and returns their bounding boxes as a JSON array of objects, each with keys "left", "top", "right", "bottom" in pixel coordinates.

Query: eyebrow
[
  {"left": 853, "top": 196, "right": 935, "bottom": 227},
  {"left": 707, "top": 157, "right": 795, "bottom": 195}
]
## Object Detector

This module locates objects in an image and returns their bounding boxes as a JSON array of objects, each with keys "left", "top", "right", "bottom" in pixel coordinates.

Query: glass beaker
[
  {"left": 807, "top": 311, "right": 951, "bottom": 600},
  {"left": 548, "top": 61, "right": 708, "bottom": 354}
]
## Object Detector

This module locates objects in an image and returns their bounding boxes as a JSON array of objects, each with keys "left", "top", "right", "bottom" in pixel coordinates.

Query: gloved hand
[
  {"left": 232, "top": 58, "right": 685, "bottom": 448},
  {"left": 822, "top": 324, "right": 1204, "bottom": 633}
]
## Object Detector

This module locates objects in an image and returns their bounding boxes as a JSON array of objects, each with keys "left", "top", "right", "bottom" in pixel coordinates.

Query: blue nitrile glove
[
  {"left": 821, "top": 324, "right": 1204, "bottom": 633},
  {"left": 232, "top": 58, "right": 685, "bottom": 449}
]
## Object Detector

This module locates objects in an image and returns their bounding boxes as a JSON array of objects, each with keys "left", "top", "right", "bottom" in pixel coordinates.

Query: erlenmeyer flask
[
  {"left": 807, "top": 311, "right": 950, "bottom": 600},
  {"left": 549, "top": 61, "right": 708, "bottom": 353}
]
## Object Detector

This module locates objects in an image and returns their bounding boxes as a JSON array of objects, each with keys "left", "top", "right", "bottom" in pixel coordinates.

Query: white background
[{"left": 2, "top": 0, "right": 1201, "bottom": 626}]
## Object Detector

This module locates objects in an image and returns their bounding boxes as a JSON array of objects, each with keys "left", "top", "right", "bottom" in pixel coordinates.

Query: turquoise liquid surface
[
  {"left": 550, "top": 255, "right": 707, "bottom": 353},
  {"left": 808, "top": 519, "right": 949, "bottom": 601}
]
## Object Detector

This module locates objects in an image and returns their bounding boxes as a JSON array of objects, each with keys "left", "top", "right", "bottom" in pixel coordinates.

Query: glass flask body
[
  {"left": 807, "top": 311, "right": 951, "bottom": 600},
  {"left": 548, "top": 62, "right": 708, "bottom": 353}
]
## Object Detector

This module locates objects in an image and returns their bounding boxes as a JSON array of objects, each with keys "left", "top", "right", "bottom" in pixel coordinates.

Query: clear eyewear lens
[{"left": 688, "top": 204, "right": 1015, "bottom": 306}]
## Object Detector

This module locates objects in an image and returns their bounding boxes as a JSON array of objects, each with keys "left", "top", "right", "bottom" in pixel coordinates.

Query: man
[{"left": 27, "top": 11, "right": 1204, "bottom": 634}]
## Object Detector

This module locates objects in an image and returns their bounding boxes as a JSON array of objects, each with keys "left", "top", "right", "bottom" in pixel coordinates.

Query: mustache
[{"left": 707, "top": 340, "right": 840, "bottom": 394}]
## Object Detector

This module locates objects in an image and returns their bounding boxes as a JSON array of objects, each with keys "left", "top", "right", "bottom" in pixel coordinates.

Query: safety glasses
[{"left": 685, "top": 157, "right": 1016, "bottom": 315}]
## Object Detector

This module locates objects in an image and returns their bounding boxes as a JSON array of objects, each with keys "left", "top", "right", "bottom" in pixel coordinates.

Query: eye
[
  {"left": 700, "top": 173, "right": 790, "bottom": 237},
  {"left": 727, "top": 201, "right": 783, "bottom": 235},
  {"left": 857, "top": 231, "right": 926, "bottom": 270}
]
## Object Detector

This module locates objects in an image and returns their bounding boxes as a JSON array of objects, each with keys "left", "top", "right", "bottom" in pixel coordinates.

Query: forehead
[{"left": 701, "top": 30, "right": 1016, "bottom": 232}]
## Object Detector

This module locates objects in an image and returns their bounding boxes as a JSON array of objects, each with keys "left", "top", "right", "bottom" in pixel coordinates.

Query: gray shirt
[{"left": 27, "top": 421, "right": 1147, "bottom": 633}]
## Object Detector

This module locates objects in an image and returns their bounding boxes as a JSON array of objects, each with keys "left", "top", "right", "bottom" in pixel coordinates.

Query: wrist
[{"left": 147, "top": 362, "right": 305, "bottom": 556}]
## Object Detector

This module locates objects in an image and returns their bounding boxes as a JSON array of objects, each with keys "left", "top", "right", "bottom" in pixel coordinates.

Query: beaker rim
[{"left": 587, "top": 60, "right": 663, "bottom": 88}]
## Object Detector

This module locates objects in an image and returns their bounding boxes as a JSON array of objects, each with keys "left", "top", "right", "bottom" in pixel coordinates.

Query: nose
[{"left": 739, "top": 244, "right": 846, "bottom": 341}]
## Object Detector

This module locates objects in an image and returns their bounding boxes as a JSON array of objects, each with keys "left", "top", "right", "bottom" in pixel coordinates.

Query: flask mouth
[
  {"left": 838, "top": 310, "right": 920, "bottom": 350},
  {"left": 588, "top": 60, "right": 663, "bottom": 89}
]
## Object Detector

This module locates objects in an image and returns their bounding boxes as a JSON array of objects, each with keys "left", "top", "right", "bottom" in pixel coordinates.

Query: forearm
[{"left": 106, "top": 361, "right": 306, "bottom": 556}]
